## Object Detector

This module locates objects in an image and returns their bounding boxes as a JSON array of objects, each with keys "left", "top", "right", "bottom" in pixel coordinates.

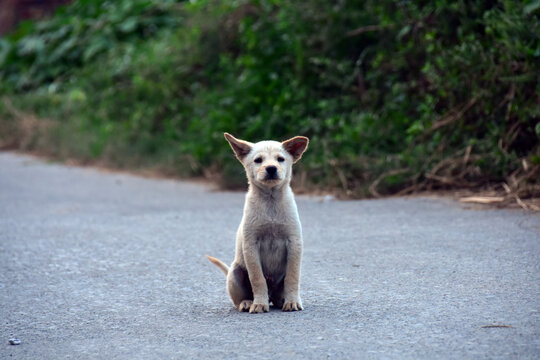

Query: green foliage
[
  {"left": 1, "top": 0, "right": 538, "bottom": 196},
  {"left": 0, "top": 0, "right": 181, "bottom": 91}
]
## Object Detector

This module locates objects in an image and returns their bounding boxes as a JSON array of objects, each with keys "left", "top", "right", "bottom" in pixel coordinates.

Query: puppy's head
[{"left": 224, "top": 133, "right": 309, "bottom": 188}]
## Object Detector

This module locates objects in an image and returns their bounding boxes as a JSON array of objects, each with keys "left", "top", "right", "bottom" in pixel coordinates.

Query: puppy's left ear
[{"left": 282, "top": 136, "right": 309, "bottom": 163}]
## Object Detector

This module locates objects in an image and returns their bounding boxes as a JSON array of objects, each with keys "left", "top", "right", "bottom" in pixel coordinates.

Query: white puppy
[{"left": 207, "top": 133, "right": 309, "bottom": 313}]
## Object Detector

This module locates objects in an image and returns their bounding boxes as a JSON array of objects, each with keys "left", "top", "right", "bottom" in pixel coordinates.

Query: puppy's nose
[{"left": 266, "top": 166, "right": 277, "bottom": 176}]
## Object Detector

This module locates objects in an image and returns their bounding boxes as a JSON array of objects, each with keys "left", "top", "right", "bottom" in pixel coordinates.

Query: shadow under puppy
[{"left": 207, "top": 133, "right": 309, "bottom": 313}]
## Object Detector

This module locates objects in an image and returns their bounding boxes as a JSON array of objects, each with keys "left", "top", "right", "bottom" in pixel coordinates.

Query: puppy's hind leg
[{"left": 227, "top": 264, "right": 254, "bottom": 312}]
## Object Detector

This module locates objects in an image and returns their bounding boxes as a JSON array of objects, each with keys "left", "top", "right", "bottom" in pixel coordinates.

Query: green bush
[
  {"left": 1, "top": 0, "right": 538, "bottom": 198},
  {"left": 0, "top": 0, "right": 181, "bottom": 91}
]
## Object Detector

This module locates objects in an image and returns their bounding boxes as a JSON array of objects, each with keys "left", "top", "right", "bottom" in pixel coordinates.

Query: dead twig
[
  {"left": 500, "top": 121, "right": 522, "bottom": 152},
  {"left": 425, "top": 173, "right": 476, "bottom": 187},
  {"left": 394, "top": 174, "right": 424, "bottom": 196},
  {"left": 462, "top": 145, "right": 472, "bottom": 166},
  {"left": 369, "top": 168, "right": 409, "bottom": 197},
  {"left": 515, "top": 195, "right": 529, "bottom": 210},
  {"left": 504, "top": 83, "right": 516, "bottom": 122},
  {"left": 346, "top": 24, "right": 392, "bottom": 37},
  {"left": 422, "top": 96, "right": 479, "bottom": 138},
  {"left": 335, "top": 166, "right": 349, "bottom": 194},
  {"left": 424, "top": 146, "right": 482, "bottom": 188},
  {"left": 460, "top": 196, "right": 504, "bottom": 204}
]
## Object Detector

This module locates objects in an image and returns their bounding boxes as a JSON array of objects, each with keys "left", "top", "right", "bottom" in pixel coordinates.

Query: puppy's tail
[{"left": 205, "top": 255, "right": 229, "bottom": 276}]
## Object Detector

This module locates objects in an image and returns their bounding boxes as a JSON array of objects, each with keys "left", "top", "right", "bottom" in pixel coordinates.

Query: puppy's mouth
[
  {"left": 264, "top": 173, "right": 279, "bottom": 181},
  {"left": 262, "top": 177, "right": 282, "bottom": 185},
  {"left": 257, "top": 174, "right": 282, "bottom": 185}
]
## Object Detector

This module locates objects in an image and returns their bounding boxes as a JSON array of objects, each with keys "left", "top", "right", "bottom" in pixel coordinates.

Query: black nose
[{"left": 266, "top": 166, "right": 277, "bottom": 176}]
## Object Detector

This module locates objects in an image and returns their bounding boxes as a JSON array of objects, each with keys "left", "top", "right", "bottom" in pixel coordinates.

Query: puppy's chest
[
  {"left": 244, "top": 198, "right": 299, "bottom": 259},
  {"left": 255, "top": 224, "right": 288, "bottom": 276},
  {"left": 255, "top": 223, "right": 289, "bottom": 246}
]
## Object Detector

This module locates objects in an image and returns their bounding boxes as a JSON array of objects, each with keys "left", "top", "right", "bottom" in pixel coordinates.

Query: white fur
[{"left": 207, "top": 133, "right": 308, "bottom": 313}]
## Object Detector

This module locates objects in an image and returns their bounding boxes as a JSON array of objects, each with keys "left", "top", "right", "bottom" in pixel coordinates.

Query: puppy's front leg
[
  {"left": 283, "top": 237, "right": 303, "bottom": 311},
  {"left": 242, "top": 239, "right": 269, "bottom": 313}
]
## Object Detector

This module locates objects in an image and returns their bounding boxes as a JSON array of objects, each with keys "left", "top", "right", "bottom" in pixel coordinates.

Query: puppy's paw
[
  {"left": 249, "top": 302, "right": 269, "bottom": 313},
  {"left": 238, "top": 300, "right": 253, "bottom": 312},
  {"left": 282, "top": 300, "right": 303, "bottom": 312}
]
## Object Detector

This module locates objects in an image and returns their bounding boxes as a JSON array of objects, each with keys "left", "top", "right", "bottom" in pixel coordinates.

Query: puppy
[{"left": 207, "top": 133, "right": 309, "bottom": 313}]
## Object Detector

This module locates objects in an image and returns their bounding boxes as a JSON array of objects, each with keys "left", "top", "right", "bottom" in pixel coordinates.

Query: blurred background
[{"left": 0, "top": 0, "right": 538, "bottom": 207}]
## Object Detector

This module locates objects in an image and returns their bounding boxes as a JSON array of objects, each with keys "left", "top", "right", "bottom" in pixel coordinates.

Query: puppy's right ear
[{"left": 224, "top": 133, "right": 253, "bottom": 160}]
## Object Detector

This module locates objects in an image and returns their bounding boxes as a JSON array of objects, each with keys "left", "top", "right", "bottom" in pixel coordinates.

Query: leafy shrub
[
  {"left": 0, "top": 0, "right": 181, "bottom": 91},
  {"left": 1, "top": 0, "right": 538, "bottom": 200}
]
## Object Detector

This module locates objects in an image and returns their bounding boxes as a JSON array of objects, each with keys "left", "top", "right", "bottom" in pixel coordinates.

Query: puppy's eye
[
  {"left": 277, "top": 156, "right": 285, "bottom": 162},
  {"left": 254, "top": 158, "right": 263, "bottom": 164}
]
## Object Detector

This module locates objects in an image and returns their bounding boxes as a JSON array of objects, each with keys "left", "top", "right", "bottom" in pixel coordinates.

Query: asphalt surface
[{"left": 1, "top": 152, "right": 539, "bottom": 359}]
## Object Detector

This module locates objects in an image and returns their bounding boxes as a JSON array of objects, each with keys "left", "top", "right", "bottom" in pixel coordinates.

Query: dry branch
[
  {"left": 369, "top": 168, "right": 409, "bottom": 197},
  {"left": 460, "top": 196, "right": 504, "bottom": 204},
  {"left": 422, "top": 96, "right": 479, "bottom": 137},
  {"left": 346, "top": 24, "right": 391, "bottom": 37}
]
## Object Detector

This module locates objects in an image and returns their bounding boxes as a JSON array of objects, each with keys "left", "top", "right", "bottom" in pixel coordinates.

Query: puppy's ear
[
  {"left": 224, "top": 133, "right": 253, "bottom": 160},
  {"left": 282, "top": 136, "right": 309, "bottom": 163}
]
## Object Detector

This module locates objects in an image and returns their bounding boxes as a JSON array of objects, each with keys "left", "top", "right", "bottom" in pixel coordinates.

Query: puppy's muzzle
[{"left": 265, "top": 166, "right": 278, "bottom": 180}]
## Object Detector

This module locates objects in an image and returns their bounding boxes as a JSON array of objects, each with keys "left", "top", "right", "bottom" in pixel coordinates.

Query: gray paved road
[{"left": 1, "top": 152, "right": 539, "bottom": 359}]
